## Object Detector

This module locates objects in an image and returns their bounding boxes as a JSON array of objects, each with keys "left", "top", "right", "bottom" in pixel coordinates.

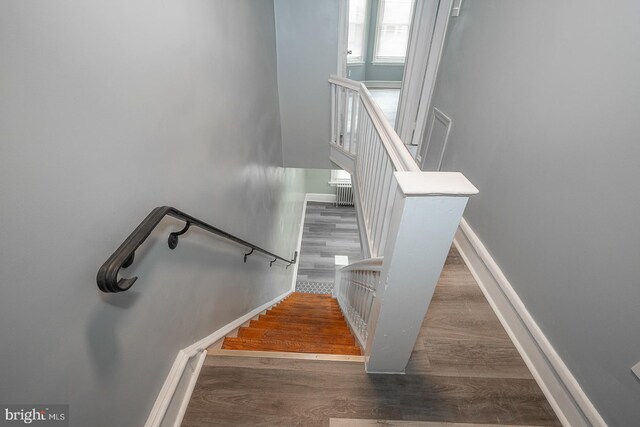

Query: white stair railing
[
  {"left": 330, "top": 76, "right": 419, "bottom": 257},
  {"left": 329, "top": 75, "right": 479, "bottom": 373},
  {"left": 334, "top": 257, "right": 383, "bottom": 347}
]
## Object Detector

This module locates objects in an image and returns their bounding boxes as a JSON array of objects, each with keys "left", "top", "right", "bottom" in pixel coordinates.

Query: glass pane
[
  {"left": 348, "top": 0, "right": 368, "bottom": 62},
  {"left": 376, "top": 0, "right": 414, "bottom": 61},
  {"left": 381, "top": 0, "right": 413, "bottom": 24}
]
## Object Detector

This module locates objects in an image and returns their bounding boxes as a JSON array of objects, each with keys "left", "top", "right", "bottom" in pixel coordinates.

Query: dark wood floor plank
[
  {"left": 330, "top": 420, "right": 546, "bottom": 427},
  {"left": 184, "top": 365, "right": 558, "bottom": 426},
  {"left": 203, "top": 355, "right": 365, "bottom": 374}
]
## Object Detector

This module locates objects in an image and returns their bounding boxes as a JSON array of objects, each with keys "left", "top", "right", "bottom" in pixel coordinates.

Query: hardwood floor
[
  {"left": 369, "top": 88, "right": 401, "bottom": 126},
  {"left": 182, "top": 247, "right": 561, "bottom": 427},
  {"left": 295, "top": 202, "right": 362, "bottom": 294},
  {"left": 330, "top": 421, "right": 546, "bottom": 427},
  {"left": 221, "top": 293, "right": 362, "bottom": 356}
]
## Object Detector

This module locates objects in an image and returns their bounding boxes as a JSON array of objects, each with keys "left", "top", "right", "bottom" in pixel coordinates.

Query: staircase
[{"left": 221, "top": 292, "right": 362, "bottom": 356}]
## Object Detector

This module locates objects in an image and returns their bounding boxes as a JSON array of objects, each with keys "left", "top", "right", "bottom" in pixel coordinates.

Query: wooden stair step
[
  {"left": 280, "top": 294, "right": 334, "bottom": 299},
  {"left": 281, "top": 297, "right": 336, "bottom": 303},
  {"left": 274, "top": 301, "right": 340, "bottom": 309},
  {"left": 270, "top": 303, "right": 342, "bottom": 310},
  {"left": 248, "top": 319, "right": 353, "bottom": 335},
  {"left": 263, "top": 308, "right": 343, "bottom": 319},
  {"left": 258, "top": 314, "right": 345, "bottom": 325},
  {"left": 279, "top": 299, "right": 337, "bottom": 304},
  {"left": 272, "top": 307, "right": 341, "bottom": 314},
  {"left": 222, "top": 337, "right": 361, "bottom": 355},
  {"left": 237, "top": 327, "right": 356, "bottom": 345},
  {"left": 264, "top": 317, "right": 346, "bottom": 325},
  {"left": 258, "top": 314, "right": 347, "bottom": 326},
  {"left": 266, "top": 309, "right": 345, "bottom": 319},
  {"left": 275, "top": 303, "right": 340, "bottom": 310}
]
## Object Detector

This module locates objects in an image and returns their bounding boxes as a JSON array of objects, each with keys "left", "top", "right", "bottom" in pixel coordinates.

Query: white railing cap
[
  {"left": 328, "top": 75, "right": 361, "bottom": 91},
  {"left": 394, "top": 171, "right": 479, "bottom": 196},
  {"left": 329, "top": 75, "right": 419, "bottom": 173},
  {"left": 341, "top": 256, "right": 384, "bottom": 272}
]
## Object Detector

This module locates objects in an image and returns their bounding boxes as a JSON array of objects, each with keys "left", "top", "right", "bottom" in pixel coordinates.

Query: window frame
[
  {"left": 347, "top": 0, "right": 370, "bottom": 64},
  {"left": 372, "top": 0, "right": 415, "bottom": 64}
]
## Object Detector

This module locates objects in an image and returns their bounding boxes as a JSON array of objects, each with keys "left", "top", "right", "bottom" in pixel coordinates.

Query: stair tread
[
  {"left": 275, "top": 302, "right": 341, "bottom": 308},
  {"left": 248, "top": 319, "right": 352, "bottom": 333},
  {"left": 269, "top": 304, "right": 341, "bottom": 313},
  {"left": 259, "top": 314, "right": 346, "bottom": 324},
  {"left": 237, "top": 327, "right": 356, "bottom": 345},
  {"left": 264, "top": 312, "right": 346, "bottom": 321},
  {"left": 222, "top": 337, "right": 361, "bottom": 355},
  {"left": 270, "top": 303, "right": 343, "bottom": 310}
]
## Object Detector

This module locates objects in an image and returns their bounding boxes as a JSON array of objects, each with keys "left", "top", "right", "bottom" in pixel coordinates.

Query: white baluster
[
  {"left": 351, "top": 95, "right": 360, "bottom": 155},
  {"left": 330, "top": 84, "right": 336, "bottom": 144}
]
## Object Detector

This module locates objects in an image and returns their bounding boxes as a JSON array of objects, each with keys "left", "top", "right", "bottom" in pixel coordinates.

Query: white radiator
[
  {"left": 335, "top": 182, "right": 354, "bottom": 206},
  {"left": 330, "top": 169, "right": 354, "bottom": 206}
]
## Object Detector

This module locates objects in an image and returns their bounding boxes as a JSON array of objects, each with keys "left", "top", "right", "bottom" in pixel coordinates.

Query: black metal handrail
[{"left": 96, "top": 206, "right": 297, "bottom": 293}]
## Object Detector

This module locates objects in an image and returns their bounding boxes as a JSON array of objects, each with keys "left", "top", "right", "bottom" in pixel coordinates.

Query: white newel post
[
  {"left": 364, "top": 171, "right": 478, "bottom": 373},
  {"left": 333, "top": 255, "right": 349, "bottom": 298}
]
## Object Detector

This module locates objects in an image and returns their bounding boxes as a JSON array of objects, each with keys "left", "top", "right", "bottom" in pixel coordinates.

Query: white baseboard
[
  {"left": 454, "top": 218, "right": 606, "bottom": 427},
  {"left": 306, "top": 193, "right": 337, "bottom": 203},
  {"left": 167, "top": 350, "right": 206, "bottom": 427},
  {"left": 144, "top": 289, "right": 292, "bottom": 427}
]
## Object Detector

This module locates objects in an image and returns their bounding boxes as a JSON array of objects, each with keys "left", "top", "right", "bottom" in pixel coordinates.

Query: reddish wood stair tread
[
  {"left": 247, "top": 319, "right": 353, "bottom": 335},
  {"left": 237, "top": 327, "right": 356, "bottom": 345},
  {"left": 265, "top": 312, "right": 345, "bottom": 320},
  {"left": 268, "top": 305, "right": 344, "bottom": 314},
  {"left": 222, "top": 337, "right": 361, "bottom": 355},
  {"left": 272, "top": 309, "right": 342, "bottom": 315},
  {"left": 257, "top": 314, "right": 347, "bottom": 326}
]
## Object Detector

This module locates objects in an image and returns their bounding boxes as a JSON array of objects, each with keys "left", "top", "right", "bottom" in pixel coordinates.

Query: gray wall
[
  {"left": 0, "top": 1, "right": 305, "bottom": 426},
  {"left": 432, "top": 1, "right": 640, "bottom": 424},
  {"left": 275, "top": 0, "right": 339, "bottom": 169},
  {"left": 347, "top": 0, "right": 405, "bottom": 83},
  {"left": 305, "top": 169, "right": 334, "bottom": 195},
  {"left": 347, "top": 62, "right": 367, "bottom": 81}
]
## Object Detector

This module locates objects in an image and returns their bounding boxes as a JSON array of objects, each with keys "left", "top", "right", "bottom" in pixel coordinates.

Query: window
[
  {"left": 348, "top": 0, "right": 368, "bottom": 63},
  {"left": 374, "top": 0, "right": 415, "bottom": 63}
]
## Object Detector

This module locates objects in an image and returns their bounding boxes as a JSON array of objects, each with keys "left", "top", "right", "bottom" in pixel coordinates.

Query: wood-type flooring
[{"left": 183, "top": 247, "right": 560, "bottom": 426}]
